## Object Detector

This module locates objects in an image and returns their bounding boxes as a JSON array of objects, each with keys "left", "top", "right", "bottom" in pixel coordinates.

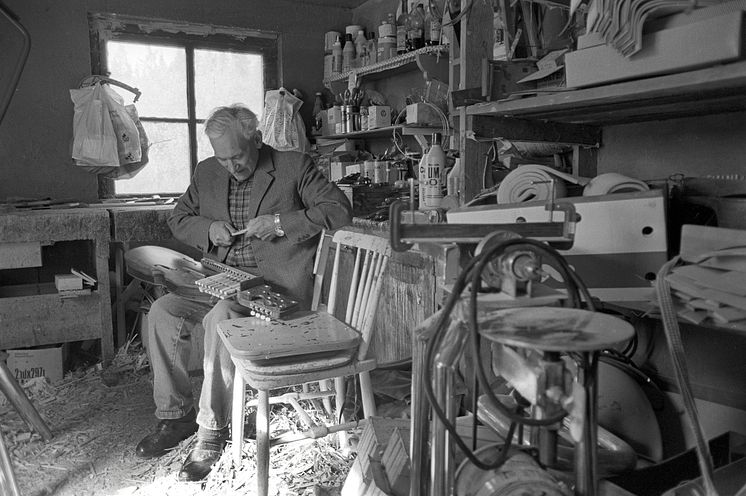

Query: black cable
[{"left": 422, "top": 238, "right": 591, "bottom": 470}]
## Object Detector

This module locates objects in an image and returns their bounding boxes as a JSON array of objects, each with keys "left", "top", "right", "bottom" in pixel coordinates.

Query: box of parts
[
  {"left": 367, "top": 106, "right": 390, "bottom": 129},
  {"left": 5, "top": 346, "right": 64, "bottom": 384}
]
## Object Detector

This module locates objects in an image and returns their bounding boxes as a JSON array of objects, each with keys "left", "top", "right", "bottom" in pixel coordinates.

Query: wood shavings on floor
[{"left": 1, "top": 342, "right": 355, "bottom": 495}]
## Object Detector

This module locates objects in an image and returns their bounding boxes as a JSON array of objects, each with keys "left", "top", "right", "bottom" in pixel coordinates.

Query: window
[{"left": 89, "top": 14, "right": 279, "bottom": 197}]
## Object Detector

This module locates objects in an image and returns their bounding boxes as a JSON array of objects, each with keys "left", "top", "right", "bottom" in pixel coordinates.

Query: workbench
[
  {"left": 0, "top": 208, "right": 114, "bottom": 362},
  {"left": 106, "top": 205, "right": 177, "bottom": 346}
]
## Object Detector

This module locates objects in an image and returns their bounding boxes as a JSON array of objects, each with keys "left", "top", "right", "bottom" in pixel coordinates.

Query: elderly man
[{"left": 134, "top": 104, "right": 352, "bottom": 481}]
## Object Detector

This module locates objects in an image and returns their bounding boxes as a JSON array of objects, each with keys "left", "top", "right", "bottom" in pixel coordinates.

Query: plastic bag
[
  {"left": 258, "top": 88, "right": 310, "bottom": 153},
  {"left": 70, "top": 83, "right": 119, "bottom": 167},
  {"left": 102, "top": 84, "right": 141, "bottom": 164},
  {"left": 69, "top": 82, "right": 149, "bottom": 179},
  {"left": 111, "top": 105, "right": 149, "bottom": 180}
]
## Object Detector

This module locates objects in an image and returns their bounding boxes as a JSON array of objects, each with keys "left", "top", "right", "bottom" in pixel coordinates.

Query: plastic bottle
[
  {"left": 378, "top": 36, "right": 396, "bottom": 61},
  {"left": 355, "top": 30, "right": 367, "bottom": 65},
  {"left": 396, "top": 0, "right": 409, "bottom": 55},
  {"left": 332, "top": 36, "right": 343, "bottom": 74},
  {"left": 408, "top": 3, "right": 426, "bottom": 51},
  {"left": 417, "top": 153, "right": 428, "bottom": 209},
  {"left": 342, "top": 33, "right": 355, "bottom": 72},
  {"left": 312, "top": 92, "right": 324, "bottom": 133},
  {"left": 366, "top": 31, "right": 378, "bottom": 65},
  {"left": 424, "top": 133, "right": 445, "bottom": 208},
  {"left": 379, "top": 17, "right": 395, "bottom": 38},
  {"left": 447, "top": 157, "right": 463, "bottom": 200},
  {"left": 493, "top": 7, "right": 507, "bottom": 61}
]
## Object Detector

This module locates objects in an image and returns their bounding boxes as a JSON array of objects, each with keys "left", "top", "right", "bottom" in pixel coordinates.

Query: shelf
[
  {"left": 317, "top": 124, "right": 447, "bottom": 141},
  {"left": 466, "top": 60, "right": 746, "bottom": 126},
  {"left": 324, "top": 45, "right": 449, "bottom": 87}
]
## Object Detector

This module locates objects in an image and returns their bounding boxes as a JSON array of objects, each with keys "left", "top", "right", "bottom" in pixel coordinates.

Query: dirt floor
[{"left": 1, "top": 342, "right": 406, "bottom": 496}]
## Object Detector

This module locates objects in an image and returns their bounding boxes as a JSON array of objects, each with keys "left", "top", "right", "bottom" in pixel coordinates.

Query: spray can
[{"left": 424, "top": 133, "right": 445, "bottom": 208}]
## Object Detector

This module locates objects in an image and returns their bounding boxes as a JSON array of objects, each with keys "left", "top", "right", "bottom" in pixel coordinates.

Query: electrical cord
[{"left": 423, "top": 237, "right": 594, "bottom": 470}]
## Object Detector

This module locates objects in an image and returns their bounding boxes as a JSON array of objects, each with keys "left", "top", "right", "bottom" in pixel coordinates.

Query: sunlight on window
[
  {"left": 105, "top": 41, "right": 265, "bottom": 196},
  {"left": 194, "top": 49, "right": 264, "bottom": 120},
  {"left": 107, "top": 41, "right": 187, "bottom": 118},
  {"left": 115, "top": 122, "right": 191, "bottom": 195}
]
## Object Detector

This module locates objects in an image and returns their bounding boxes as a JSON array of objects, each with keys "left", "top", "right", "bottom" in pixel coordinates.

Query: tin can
[{"left": 373, "top": 160, "right": 386, "bottom": 184}]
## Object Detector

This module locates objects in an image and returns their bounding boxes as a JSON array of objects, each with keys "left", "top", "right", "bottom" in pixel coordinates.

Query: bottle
[
  {"left": 378, "top": 36, "right": 396, "bottom": 61},
  {"left": 396, "top": 0, "right": 409, "bottom": 55},
  {"left": 332, "top": 36, "right": 343, "bottom": 74},
  {"left": 417, "top": 153, "right": 428, "bottom": 209},
  {"left": 342, "top": 33, "right": 355, "bottom": 72},
  {"left": 366, "top": 31, "right": 378, "bottom": 65},
  {"left": 407, "top": 3, "right": 426, "bottom": 51},
  {"left": 427, "top": 1, "right": 442, "bottom": 46},
  {"left": 424, "top": 3, "right": 432, "bottom": 46},
  {"left": 493, "top": 7, "right": 507, "bottom": 61},
  {"left": 379, "top": 16, "right": 395, "bottom": 38},
  {"left": 447, "top": 157, "right": 463, "bottom": 201},
  {"left": 355, "top": 30, "right": 367, "bottom": 66},
  {"left": 424, "top": 133, "right": 445, "bottom": 208},
  {"left": 312, "top": 92, "right": 324, "bottom": 134}
]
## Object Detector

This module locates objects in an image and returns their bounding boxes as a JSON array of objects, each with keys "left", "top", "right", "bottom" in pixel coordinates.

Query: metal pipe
[
  {"left": 430, "top": 319, "right": 468, "bottom": 496},
  {"left": 575, "top": 351, "right": 599, "bottom": 496}
]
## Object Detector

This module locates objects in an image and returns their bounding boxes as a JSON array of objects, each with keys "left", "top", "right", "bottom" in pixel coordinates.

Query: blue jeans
[{"left": 146, "top": 293, "right": 249, "bottom": 430}]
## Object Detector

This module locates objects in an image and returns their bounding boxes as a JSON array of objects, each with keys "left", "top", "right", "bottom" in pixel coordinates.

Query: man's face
[{"left": 210, "top": 129, "right": 260, "bottom": 182}]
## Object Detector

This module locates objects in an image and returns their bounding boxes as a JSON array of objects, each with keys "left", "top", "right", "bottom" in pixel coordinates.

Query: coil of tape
[
  {"left": 583, "top": 173, "right": 649, "bottom": 197},
  {"left": 496, "top": 164, "right": 582, "bottom": 204}
]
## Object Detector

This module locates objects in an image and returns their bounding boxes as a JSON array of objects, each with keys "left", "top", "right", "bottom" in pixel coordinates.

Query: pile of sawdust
[{"left": 2, "top": 342, "right": 358, "bottom": 495}]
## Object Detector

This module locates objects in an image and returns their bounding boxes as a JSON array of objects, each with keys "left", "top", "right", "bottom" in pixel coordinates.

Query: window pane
[
  {"left": 107, "top": 41, "right": 187, "bottom": 118},
  {"left": 194, "top": 49, "right": 264, "bottom": 120},
  {"left": 196, "top": 127, "right": 215, "bottom": 163},
  {"left": 115, "top": 122, "right": 191, "bottom": 195}
]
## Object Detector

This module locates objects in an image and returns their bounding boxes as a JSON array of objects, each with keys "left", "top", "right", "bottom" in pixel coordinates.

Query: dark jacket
[{"left": 168, "top": 145, "right": 352, "bottom": 305}]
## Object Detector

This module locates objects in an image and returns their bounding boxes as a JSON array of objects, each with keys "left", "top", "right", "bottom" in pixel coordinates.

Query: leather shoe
[
  {"left": 135, "top": 411, "right": 198, "bottom": 459},
  {"left": 178, "top": 436, "right": 228, "bottom": 482}
]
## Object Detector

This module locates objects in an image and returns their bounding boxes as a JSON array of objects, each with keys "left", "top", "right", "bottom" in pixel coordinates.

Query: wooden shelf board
[
  {"left": 323, "top": 45, "right": 449, "bottom": 86},
  {"left": 466, "top": 60, "right": 746, "bottom": 125},
  {"left": 318, "top": 125, "right": 446, "bottom": 140}
]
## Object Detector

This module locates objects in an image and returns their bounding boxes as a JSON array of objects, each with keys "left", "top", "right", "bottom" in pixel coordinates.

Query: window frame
[{"left": 88, "top": 13, "right": 281, "bottom": 198}]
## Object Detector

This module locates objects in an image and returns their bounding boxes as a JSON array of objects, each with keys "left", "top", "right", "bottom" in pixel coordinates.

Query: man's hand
[
  {"left": 209, "top": 221, "right": 236, "bottom": 247},
  {"left": 243, "top": 214, "right": 277, "bottom": 241}
]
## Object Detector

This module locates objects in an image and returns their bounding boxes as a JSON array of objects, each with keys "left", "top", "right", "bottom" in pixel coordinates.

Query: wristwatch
[{"left": 273, "top": 213, "right": 285, "bottom": 237}]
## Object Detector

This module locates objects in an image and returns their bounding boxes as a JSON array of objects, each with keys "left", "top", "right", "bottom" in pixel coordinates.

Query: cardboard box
[
  {"left": 327, "top": 107, "right": 342, "bottom": 134},
  {"left": 55, "top": 274, "right": 83, "bottom": 291},
  {"left": 330, "top": 161, "right": 358, "bottom": 182},
  {"left": 6, "top": 347, "right": 64, "bottom": 384},
  {"left": 367, "top": 105, "right": 390, "bottom": 129},
  {"left": 405, "top": 103, "right": 441, "bottom": 126}
]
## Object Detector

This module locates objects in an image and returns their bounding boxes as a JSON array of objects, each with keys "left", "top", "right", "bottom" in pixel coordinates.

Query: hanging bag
[
  {"left": 70, "top": 82, "right": 119, "bottom": 168},
  {"left": 101, "top": 83, "right": 141, "bottom": 165},
  {"left": 258, "top": 88, "right": 310, "bottom": 153},
  {"left": 69, "top": 78, "right": 150, "bottom": 179}
]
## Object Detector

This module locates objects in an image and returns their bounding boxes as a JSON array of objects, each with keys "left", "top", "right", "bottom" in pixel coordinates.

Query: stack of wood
[
  {"left": 342, "top": 417, "right": 411, "bottom": 496},
  {"left": 664, "top": 225, "right": 746, "bottom": 329}
]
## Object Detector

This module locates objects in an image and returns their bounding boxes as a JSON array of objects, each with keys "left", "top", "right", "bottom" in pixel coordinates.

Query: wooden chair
[{"left": 217, "top": 229, "right": 391, "bottom": 496}]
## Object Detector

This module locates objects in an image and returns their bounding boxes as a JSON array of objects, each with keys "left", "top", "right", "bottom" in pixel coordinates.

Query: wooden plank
[
  {"left": 466, "top": 60, "right": 746, "bottom": 124},
  {"left": 107, "top": 205, "right": 174, "bottom": 242},
  {"left": 0, "top": 293, "right": 105, "bottom": 349},
  {"left": 0, "top": 208, "right": 109, "bottom": 243},
  {"left": 0, "top": 242, "right": 41, "bottom": 269},
  {"left": 470, "top": 114, "right": 601, "bottom": 145}
]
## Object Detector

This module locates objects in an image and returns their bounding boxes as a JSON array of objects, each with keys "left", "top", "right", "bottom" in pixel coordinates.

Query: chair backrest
[{"left": 311, "top": 229, "right": 391, "bottom": 361}]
